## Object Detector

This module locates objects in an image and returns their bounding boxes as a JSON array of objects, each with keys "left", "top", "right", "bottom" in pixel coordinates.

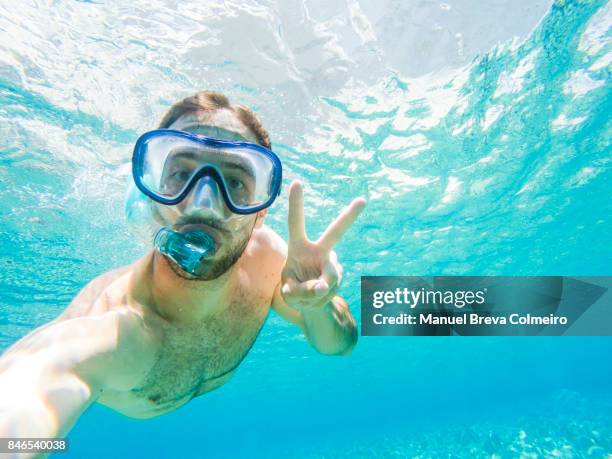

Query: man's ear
[{"left": 254, "top": 209, "right": 267, "bottom": 228}]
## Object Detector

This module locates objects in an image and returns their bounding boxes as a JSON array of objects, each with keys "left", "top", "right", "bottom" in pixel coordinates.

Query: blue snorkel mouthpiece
[{"left": 154, "top": 228, "right": 216, "bottom": 276}]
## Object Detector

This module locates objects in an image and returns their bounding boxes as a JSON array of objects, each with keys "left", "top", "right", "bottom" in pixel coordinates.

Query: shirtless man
[{"left": 0, "top": 91, "right": 366, "bottom": 441}]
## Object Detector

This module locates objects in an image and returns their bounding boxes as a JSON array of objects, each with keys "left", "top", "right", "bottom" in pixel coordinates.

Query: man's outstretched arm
[{"left": 0, "top": 310, "right": 147, "bottom": 440}]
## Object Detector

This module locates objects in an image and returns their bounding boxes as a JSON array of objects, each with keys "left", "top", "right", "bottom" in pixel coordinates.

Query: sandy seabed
[{"left": 286, "top": 393, "right": 612, "bottom": 459}]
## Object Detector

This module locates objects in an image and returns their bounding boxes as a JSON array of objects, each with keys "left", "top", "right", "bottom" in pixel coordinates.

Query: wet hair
[{"left": 158, "top": 91, "right": 271, "bottom": 149}]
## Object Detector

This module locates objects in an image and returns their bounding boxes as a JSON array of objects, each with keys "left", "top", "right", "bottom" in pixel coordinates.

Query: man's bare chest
[{"left": 129, "top": 293, "right": 270, "bottom": 409}]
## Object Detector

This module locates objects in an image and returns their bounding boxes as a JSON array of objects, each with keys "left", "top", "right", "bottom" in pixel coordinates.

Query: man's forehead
[{"left": 169, "top": 111, "right": 258, "bottom": 143}]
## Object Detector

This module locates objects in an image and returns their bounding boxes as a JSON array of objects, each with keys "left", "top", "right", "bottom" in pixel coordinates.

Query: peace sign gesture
[{"left": 280, "top": 180, "right": 366, "bottom": 311}]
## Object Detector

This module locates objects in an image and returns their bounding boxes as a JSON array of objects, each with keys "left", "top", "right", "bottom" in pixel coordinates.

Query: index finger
[
  {"left": 287, "top": 180, "right": 307, "bottom": 243},
  {"left": 316, "top": 197, "right": 366, "bottom": 252}
]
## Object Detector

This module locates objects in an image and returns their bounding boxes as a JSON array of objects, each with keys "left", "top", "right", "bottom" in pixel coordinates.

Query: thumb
[{"left": 282, "top": 278, "right": 328, "bottom": 301}]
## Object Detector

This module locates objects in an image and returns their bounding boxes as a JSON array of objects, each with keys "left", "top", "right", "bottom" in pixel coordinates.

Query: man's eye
[
  {"left": 228, "top": 178, "right": 245, "bottom": 190},
  {"left": 169, "top": 170, "right": 190, "bottom": 181}
]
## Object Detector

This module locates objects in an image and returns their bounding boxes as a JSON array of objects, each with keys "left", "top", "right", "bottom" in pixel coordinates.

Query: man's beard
[
  {"left": 151, "top": 204, "right": 257, "bottom": 281},
  {"left": 167, "top": 223, "right": 254, "bottom": 281}
]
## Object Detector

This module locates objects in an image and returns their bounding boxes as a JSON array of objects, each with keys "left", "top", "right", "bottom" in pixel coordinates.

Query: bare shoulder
[
  {"left": 80, "top": 264, "right": 133, "bottom": 298},
  {"left": 252, "top": 224, "right": 288, "bottom": 258},
  {"left": 242, "top": 225, "right": 287, "bottom": 290},
  {"left": 8, "top": 308, "right": 147, "bottom": 356},
  {"left": 56, "top": 264, "right": 135, "bottom": 320}
]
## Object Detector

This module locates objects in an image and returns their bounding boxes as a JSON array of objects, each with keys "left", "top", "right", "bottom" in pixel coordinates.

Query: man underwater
[{"left": 0, "top": 91, "right": 366, "bottom": 438}]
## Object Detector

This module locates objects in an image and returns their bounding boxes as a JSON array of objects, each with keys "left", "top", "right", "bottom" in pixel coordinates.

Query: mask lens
[
  {"left": 139, "top": 135, "right": 198, "bottom": 199},
  {"left": 217, "top": 147, "right": 274, "bottom": 209}
]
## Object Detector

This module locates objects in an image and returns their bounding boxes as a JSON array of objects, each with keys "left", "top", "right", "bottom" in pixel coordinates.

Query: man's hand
[{"left": 280, "top": 180, "right": 366, "bottom": 312}]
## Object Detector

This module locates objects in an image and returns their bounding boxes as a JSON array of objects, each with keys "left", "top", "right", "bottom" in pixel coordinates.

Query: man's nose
[{"left": 185, "top": 176, "right": 223, "bottom": 210}]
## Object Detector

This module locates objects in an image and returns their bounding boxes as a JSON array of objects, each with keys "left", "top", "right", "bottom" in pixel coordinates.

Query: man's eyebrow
[
  {"left": 168, "top": 149, "right": 255, "bottom": 177},
  {"left": 221, "top": 158, "right": 256, "bottom": 177}
]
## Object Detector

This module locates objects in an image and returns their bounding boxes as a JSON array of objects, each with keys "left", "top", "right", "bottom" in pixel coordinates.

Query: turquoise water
[{"left": 1, "top": 0, "right": 611, "bottom": 457}]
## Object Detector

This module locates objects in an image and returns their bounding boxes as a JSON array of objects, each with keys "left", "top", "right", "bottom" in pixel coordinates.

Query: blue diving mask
[
  {"left": 126, "top": 129, "right": 282, "bottom": 276},
  {"left": 132, "top": 129, "right": 282, "bottom": 213}
]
